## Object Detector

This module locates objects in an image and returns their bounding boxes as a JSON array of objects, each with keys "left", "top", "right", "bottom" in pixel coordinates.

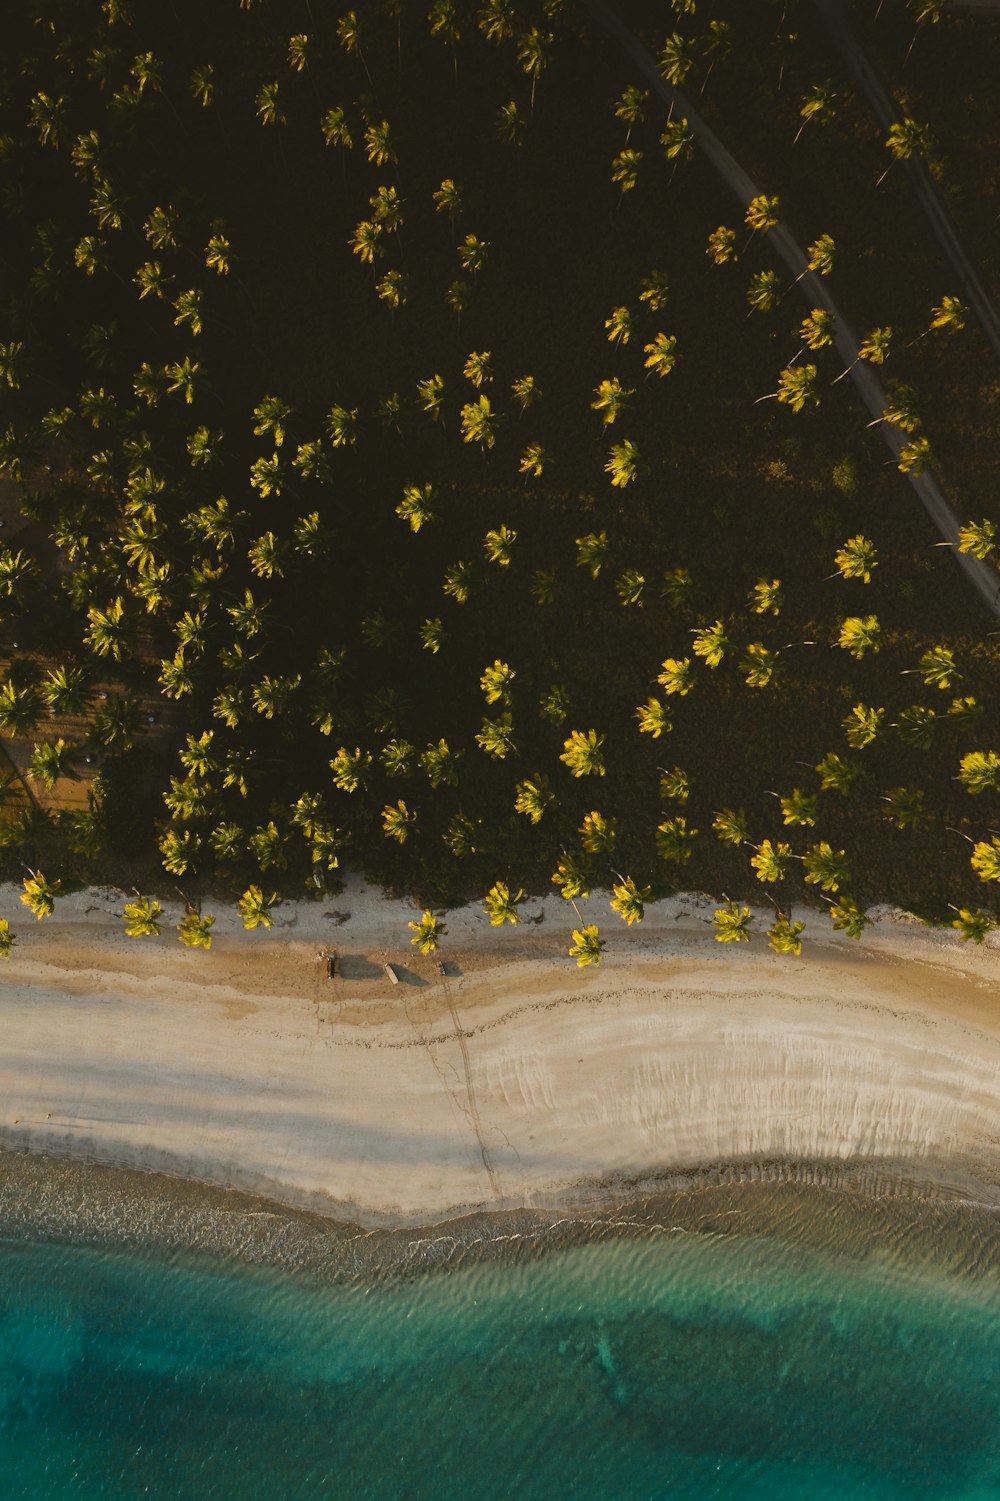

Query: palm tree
[
  {"left": 616, "top": 568, "right": 645, "bottom": 607},
  {"left": 712, "top": 807, "right": 749, "bottom": 846},
  {"left": 123, "top": 894, "right": 163, "bottom": 937},
  {"left": 713, "top": 902, "right": 754, "bottom": 942},
  {"left": 519, "top": 443, "right": 546, "bottom": 478},
  {"left": 971, "top": 837, "right": 1000, "bottom": 883},
  {"left": 948, "top": 696, "right": 981, "bottom": 725},
  {"left": 249, "top": 822, "right": 288, "bottom": 871},
  {"left": 396, "top": 483, "right": 437, "bottom": 532},
  {"left": 958, "top": 750, "right": 1000, "bottom": 795},
  {"left": 461, "top": 396, "right": 501, "bottom": 449},
  {"left": 659, "top": 559, "right": 689, "bottom": 610},
  {"left": 750, "top": 578, "right": 783, "bottom": 615},
  {"left": 484, "top": 881, "right": 523, "bottom": 926},
  {"left": 418, "top": 739, "right": 459, "bottom": 787},
  {"left": 350, "top": 218, "right": 383, "bottom": 266},
  {"left": 417, "top": 373, "right": 446, "bottom": 422},
  {"left": 591, "top": 378, "right": 634, "bottom": 425},
  {"left": 28, "top": 738, "right": 79, "bottom": 788},
  {"left": 798, "top": 309, "right": 835, "bottom": 351},
  {"left": 614, "top": 84, "right": 648, "bottom": 142},
  {"left": 768, "top": 915, "right": 805, "bottom": 955},
  {"left": 659, "top": 32, "right": 695, "bottom": 85},
  {"left": 287, "top": 33, "right": 310, "bottom": 71},
  {"left": 656, "top": 816, "right": 698, "bottom": 863},
  {"left": 794, "top": 82, "right": 838, "bottom": 144},
  {"left": 408, "top": 909, "right": 446, "bottom": 954},
  {"left": 330, "top": 746, "right": 371, "bottom": 793},
  {"left": 580, "top": 811, "right": 617, "bottom": 854},
  {"left": 326, "top": 404, "right": 359, "bottom": 447},
  {"left": 750, "top": 839, "right": 791, "bottom": 883},
  {"left": 878, "top": 118, "right": 929, "bottom": 185},
  {"left": 957, "top": 519, "right": 996, "bottom": 560},
  {"left": 21, "top": 871, "right": 61, "bottom": 919},
  {"left": 881, "top": 786, "right": 925, "bottom": 829},
  {"left": 0, "top": 919, "right": 15, "bottom": 959},
  {"left": 41, "top": 664, "right": 92, "bottom": 717},
  {"left": 483, "top": 525, "right": 517, "bottom": 566},
  {"left": 514, "top": 775, "right": 554, "bottom": 823},
  {"left": 569, "top": 924, "right": 606, "bottom": 967},
  {"left": 496, "top": 100, "right": 526, "bottom": 147},
  {"left": 177, "top": 912, "right": 215, "bottom": 949},
  {"left": 706, "top": 226, "right": 737, "bottom": 265},
  {"left": 210, "top": 822, "right": 245, "bottom": 863},
  {"left": 605, "top": 439, "right": 644, "bottom": 487},
  {"left": 457, "top": 233, "right": 489, "bottom": 279},
  {"left": 691, "top": 620, "right": 728, "bottom": 668},
  {"left": 743, "top": 193, "right": 780, "bottom": 250},
  {"left": 610, "top": 877, "right": 650, "bottom": 926},
  {"left": 834, "top": 535, "right": 878, "bottom": 582},
  {"left": 834, "top": 325, "right": 892, "bottom": 385},
  {"left": 926, "top": 294, "right": 967, "bottom": 336},
  {"left": 560, "top": 730, "right": 606, "bottom": 778},
  {"left": 635, "top": 697, "right": 672, "bottom": 737},
  {"left": 252, "top": 395, "right": 291, "bottom": 449},
  {"left": 364, "top": 120, "right": 397, "bottom": 168},
  {"left": 837, "top": 614, "right": 881, "bottom": 659},
  {"left": 511, "top": 374, "right": 541, "bottom": 412},
  {"left": 433, "top": 178, "right": 463, "bottom": 220},
  {"left": 660, "top": 119, "right": 694, "bottom": 175},
  {"left": 898, "top": 437, "right": 933, "bottom": 475},
  {"left": 919, "top": 645, "right": 959, "bottom": 691},
  {"left": 803, "top": 843, "right": 849, "bottom": 893},
  {"left": 701, "top": 19, "right": 732, "bottom": 93},
  {"left": 604, "top": 306, "right": 632, "bottom": 345},
  {"left": 238, "top": 885, "right": 276, "bottom": 930},
  {"left": 747, "top": 270, "right": 782, "bottom": 314},
  {"left": 762, "top": 363, "right": 819, "bottom": 412},
  {"left": 843, "top": 703, "right": 885, "bottom": 748},
  {"left": 475, "top": 713, "right": 516, "bottom": 760},
  {"left": 191, "top": 63, "right": 215, "bottom": 106},
  {"left": 165, "top": 356, "right": 202, "bottom": 404},
  {"left": 255, "top": 81, "right": 285, "bottom": 128},
  {"left": 575, "top": 531, "right": 609, "bottom": 578},
  {"left": 552, "top": 852, "right": 592, "bottom": 901},
  {"left": 742, "top": 642, "right": 778, "bottom": 687},
  {"left": 828, "top": 895, "right": 869, "bottom": 939},
  {"left": 950, "top": 907, "right": 995, "bottom": 944},
  {"left": 814, "top": 752, "right": 858, "bottom": 793},
  {"left": 480, "top": 660, "right": 516, "bottom": 704},
  {"left": 778, "top": 789, "right": 817, "bottom": 827},
  {"left": 643, "top": 333, "right": 679, "bottom": 378},
  {"left": 894, "top": 705, "right": 936, "bottom": 749},
  {"left": 611, "top": 148, "right": 643, "bottom": 197},
  {"left": 29, "top": 92, "right": 68, "bottom": 148},
  {"left": 0, "top": 681, "right": 43, "bottom": 736},
  {"left": 517, "top": 26, "right": 551, "bottom": 111},
  {"left": 639, "top": 270, "right": 670, "bottom": 312},
  {"left": 442, "top": 561, "right": 473, "bottom": 604},
  {"left": 537, "top": 685, "right": 567, "bottom": 731},
  {"left": 654, "top": 657, "right": 693, "bottom": 697},
  {"left": 479, "top": 0, "right": 515, "bottom": 42},
  {"left": 463, "top": 350, "right": 493, "bottom": 388}
]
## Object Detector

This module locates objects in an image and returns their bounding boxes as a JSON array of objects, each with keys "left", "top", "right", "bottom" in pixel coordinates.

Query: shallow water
[{"left": 1, "top": 1190, "right": 998, "bottom": 1500}]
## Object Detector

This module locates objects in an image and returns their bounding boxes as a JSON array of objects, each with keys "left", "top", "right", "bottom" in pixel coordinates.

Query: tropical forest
[{"left": 1, "top": 0, "right": 999, "bottom": 959}]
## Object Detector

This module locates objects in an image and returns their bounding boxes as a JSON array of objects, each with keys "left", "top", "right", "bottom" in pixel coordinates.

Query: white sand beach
[{"left": 1, "top": 879, "right": 999, "bottom": 1225}]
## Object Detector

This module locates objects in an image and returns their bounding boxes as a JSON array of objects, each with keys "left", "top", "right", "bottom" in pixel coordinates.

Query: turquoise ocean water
[{"left": 0, "top": 1198, "right": 998, "bottom": 1500}]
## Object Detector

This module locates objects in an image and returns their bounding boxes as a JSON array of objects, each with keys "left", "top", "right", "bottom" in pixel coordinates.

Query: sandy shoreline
[{"left": 1, "top": 878, "right": 999, "bottom": 1227}]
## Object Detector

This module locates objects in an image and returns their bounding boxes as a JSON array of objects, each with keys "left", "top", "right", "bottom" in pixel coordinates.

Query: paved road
[
  {"left": 813, "top": 0, "right": 1000, "bottom": 363},
  {"left": 584, "top": 0, "right": 1000, "bottom": 614}
]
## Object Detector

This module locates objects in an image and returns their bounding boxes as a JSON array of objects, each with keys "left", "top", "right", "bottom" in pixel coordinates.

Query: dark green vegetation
[{"left": 0, "top": 0, "right": 999, "bottom": 953}]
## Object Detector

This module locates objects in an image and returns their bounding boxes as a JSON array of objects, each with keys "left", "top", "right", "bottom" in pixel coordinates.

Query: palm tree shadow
[{"left": 336, "top": 953, "right": 384, "bottom": 980}]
